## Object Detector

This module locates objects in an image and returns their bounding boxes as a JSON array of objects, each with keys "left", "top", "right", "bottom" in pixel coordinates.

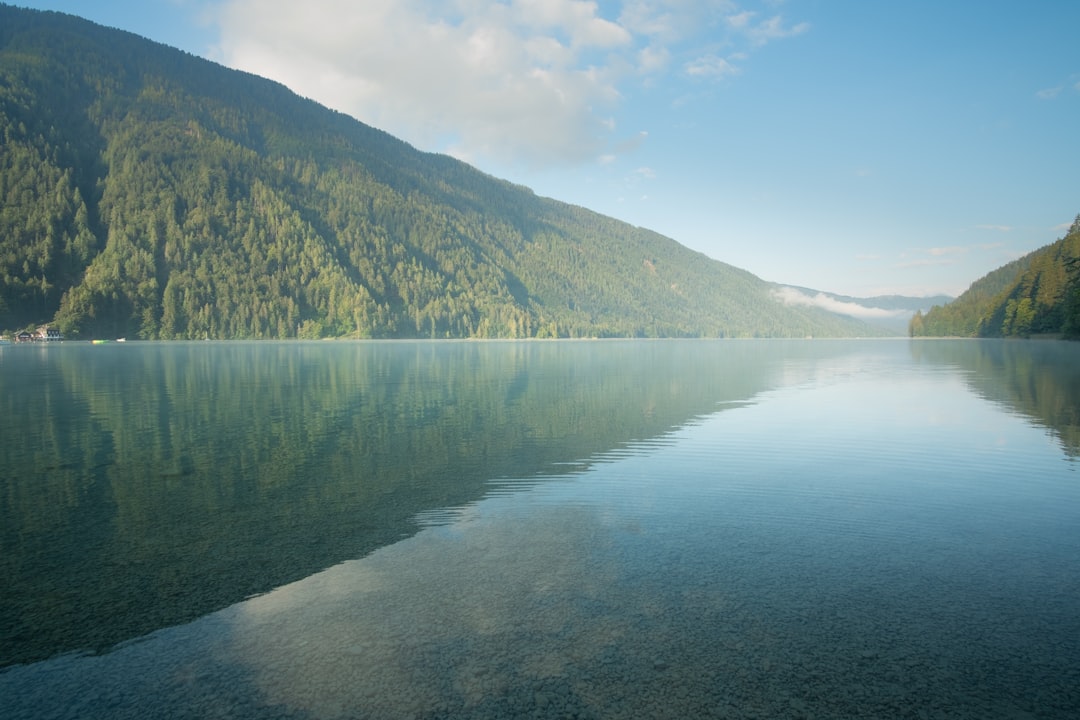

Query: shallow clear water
[{"left": 2, "top": 339, "right": 1079, "bottom": 719}]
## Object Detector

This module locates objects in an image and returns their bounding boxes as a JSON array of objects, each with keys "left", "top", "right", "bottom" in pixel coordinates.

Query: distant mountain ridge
[
  {"left": 911, "top": 217, "right": 1080, "bottom": 338},
  {"left": 772, "top": 286, "right": 952, "bottom": 334},
  {"left": 1, "top": 4, "right": 892, "bottom": 339}
]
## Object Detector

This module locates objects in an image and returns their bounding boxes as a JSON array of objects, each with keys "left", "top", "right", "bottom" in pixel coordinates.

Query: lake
[{"left": 1, "top": 339, "right": 1078, "bottom": 719}]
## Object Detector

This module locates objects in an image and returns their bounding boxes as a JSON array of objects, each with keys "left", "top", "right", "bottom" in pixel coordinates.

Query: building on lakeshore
[{"left": 35, "top": 326, "right": 63, "bottom": 341}]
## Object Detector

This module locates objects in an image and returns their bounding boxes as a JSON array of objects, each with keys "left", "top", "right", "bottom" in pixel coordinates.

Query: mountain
[
  {"left": 0, "top": 5, "right": 888, "bottom": 340},
  {"left": 771, "top": 286, "right": 952, "bottom": 335},
  {"left": 910, "top": 216, "right": 1080, "bottom": 338}
]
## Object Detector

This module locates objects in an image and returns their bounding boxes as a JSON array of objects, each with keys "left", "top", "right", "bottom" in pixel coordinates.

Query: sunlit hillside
[{"left": 0, "top": 5, "right": 891, "bottom": 339}]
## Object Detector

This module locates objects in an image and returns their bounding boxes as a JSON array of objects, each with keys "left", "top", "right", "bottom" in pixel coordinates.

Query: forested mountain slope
[
  {"left": 910, "top": 217, "right": 1080, "bottom": 338},
  {"left": 0, "top": 5, "right": 886, "bottom": 339}
]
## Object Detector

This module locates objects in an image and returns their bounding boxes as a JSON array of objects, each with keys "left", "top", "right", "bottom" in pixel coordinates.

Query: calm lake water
[{"left": 1, "top": 339, "right": 1078, "bottom": 719}]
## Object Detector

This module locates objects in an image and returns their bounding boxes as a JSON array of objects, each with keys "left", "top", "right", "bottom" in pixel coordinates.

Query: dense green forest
[
  {"left": 910, "top": 216, "right": 1080, "bottom": 338},
  {"left": 0, "top": 5, "right": 888, "bottom": 340}
]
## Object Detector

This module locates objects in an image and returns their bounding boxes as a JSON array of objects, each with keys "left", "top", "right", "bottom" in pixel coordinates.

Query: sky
[{"left": 13, "top": 0, "right": 1080, "bottom": 298}]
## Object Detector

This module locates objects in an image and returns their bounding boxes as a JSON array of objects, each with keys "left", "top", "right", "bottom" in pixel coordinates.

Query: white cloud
[
  {"left": 744, "top": 14, "right": 809, "bottom": 45},
  {"left": 1036, "top": 74, "right": 1080, "bottom": 100},
  {"left": 975, "top": 224, "right": 1013, "bottom": 232},
  {"left": 926, "top": 246, "right": 966, "bottom": 257},
  {"left": 211, "top": 0, "right": 810, "bottom": 169},
  {"left": 723, "top": 10, "right": 808, "bottom": 45},
  {"left": 685, "top": 54, "right": 740, "bottom": 78},
  {"left": 896, "top": 242, "right": 1004, "bottom": 269},
  {"left": 772, "top": 287, "right": 909, "bottom": 320},
  {"left": 895, "top": 258, "right": 955, "bottom": 270},
  {"left": 622, "top": 165, "right": 655, "bottom": 186},
  {"left": 618, "top": 0, "right": 738, "bottom": 43},
  {"left": 637, "top": 43, "right": 670, "bottom": 74},
  {"left": 519, "top": 0, "right": 628, "bottom": 43},
  {"left": 726, "top": 11, "right": 755, "bottom": 30}
]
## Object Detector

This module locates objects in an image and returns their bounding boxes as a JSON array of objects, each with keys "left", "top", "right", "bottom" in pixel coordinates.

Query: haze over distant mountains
[
  {"left": 771, "top": 288, "right": 952, "bottom": 335},
  {"left": 1, "top": 5, "right": 947, "bottom": 339}
]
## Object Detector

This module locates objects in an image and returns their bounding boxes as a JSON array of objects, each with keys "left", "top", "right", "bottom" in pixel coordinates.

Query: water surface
[{"left": 1, "top": 339, "right": 1078, "bottom": 719}]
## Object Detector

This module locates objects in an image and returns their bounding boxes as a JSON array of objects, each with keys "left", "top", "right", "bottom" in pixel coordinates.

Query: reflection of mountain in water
[
  {"left": 1, "top": 340, "right": 861, "bottom": 667},
  {"left": 910, "top": 339, "right": 1080, "bottom": 457}
]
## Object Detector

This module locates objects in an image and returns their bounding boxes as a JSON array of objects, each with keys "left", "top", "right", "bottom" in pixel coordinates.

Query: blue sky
[{"left": 15, "top": 1, "right": 1080, "bottom": 298}]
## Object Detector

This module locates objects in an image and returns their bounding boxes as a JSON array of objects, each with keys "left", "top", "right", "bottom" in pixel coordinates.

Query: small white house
[{"left": 35, "top": 326, "right": 63, "bottom": 341}]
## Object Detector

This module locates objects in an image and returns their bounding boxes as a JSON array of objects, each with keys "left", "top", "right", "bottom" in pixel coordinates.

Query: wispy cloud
[
  {"left": 685, "top": 54, "right": 741, "bottom": 78},
  {"left": 726, "top": 10, "right": 755, "bottom": 30},
  {"left": 927, "top": 246, "right": 968, "bottom": 257},
  {"left": 212, "top": 0, "right": 810, "bottom": 169},
  {"left": 976, "top": 224, "right": 1013, "bottom": 232},
  {"left": 1036, "top": 74, "right": 1080, "bottom": 100},
  {"left": 895, "top": 241, "right": 1006, "bottom": 269},
  {"left": 743, "top": 14, "right": 810, "bottom": 46},
  {"left": 895, "top": 258, "right": 956, "bottom": 270},
  {"left": 772, "top": 287, "right": 909, "bottom": 320}
]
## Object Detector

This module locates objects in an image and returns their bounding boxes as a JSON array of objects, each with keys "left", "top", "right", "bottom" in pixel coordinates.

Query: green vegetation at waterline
[
  {"left": 910, "top": 216, "right": 1080, "bottom": 339},
  {"left": 0, "top": 5, "right": 887, "bottom": 340}
]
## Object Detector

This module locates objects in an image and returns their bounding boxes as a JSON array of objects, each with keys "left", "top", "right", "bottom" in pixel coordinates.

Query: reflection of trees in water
[
  {"left": 1, "top": 339, "right": 837, "bottom": 666},
  {"left": 910, "top": 339, "right": 1080, "bottom": 458}
]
